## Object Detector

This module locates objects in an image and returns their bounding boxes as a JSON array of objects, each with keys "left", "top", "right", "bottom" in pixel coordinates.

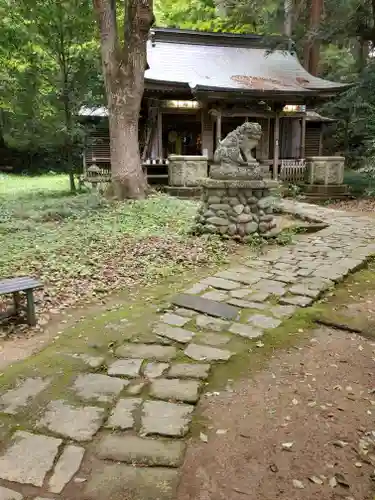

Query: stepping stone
[
  {"left": 174, "top": 307, "right": 197, "bottom": 317},
  {"left": 229, "top": 323, "right": 263, "bottom": 339},
  {"left": 0, "top": 487, "right": 23, "bottom": 500},
  {"left": 172, "top": 293, "right": 239, "bottom": 320},
  {"left": 215, "top": 270, "right": 264, "bottom": 285},
  {"left": 132, "top": 333, "right": 172, "bottom": 345},
  {"left": 141, "top": 400, "right": 194, "bottom": 437},
  {"left": 227, "top": 298, "right": 267, "bottom": 310},
  {"left": 0, "top": 378, "right": 51, "bottom": 415},
  {"left": 201, "top": 290, "right": 229, "bottom": 302},
  {"left": 154, "top": 324, "right": 194, "bottom": 343},
  {"left": 247, "top": 314, "right": 282, "bottom": 330},
  {"left": 39, "top": 400, "right": 105, "bottom": 441},
  {"left": 0, "top": 431, "right": 62, "bottom": 487},
  {"left": 73, "top": 374, "right": 127, "bottom": 403},
  {"left": 270, "top": 305, "right": 297, "bottom": 318},
  {"left": 167, "top": 363, "right": 211, "bottom": 380},
  {"left": 198, "top": 332, "right": 230, "bottom": 346},
  {"left": 196, "top": 315, "right": 229, "bottom": 332},
  {"left": 160, "top": 313, "right": 189, "bottom": 327},
  {"left": 248, "top": 291, "right": 270, "bottom": 302},
  {"left": 289, "top": 284, "right": 321, "bottom": 298},
  {"left": 202, "top": 277, "right": 240, "bottom": 290},
  {"left": 105, "top": 398, "right": 142, "bottom": 430},
  {"left": 185, "top": 282, "right": 209, "bottom": 294},
  {"left": 143, "top": 362, "right": 169, "bottom": 379},
  {"left": 229, "top": 288, "right": 252, "bottom": 299},
  {"left": 280, "top": 295, "right": 313, "bottom": 307},
  {"left": 48, "top": 444, "right": 85, "bottom": 493},
  {"left": 184, "top": 343, "right": 232, "bottom": 362},
  {"left": 96, "top": 435, "right": 185, "bottom": 467},
  {"left": 84, "top": 463, "right": 178, "bottom": 500},
  {"left": 115, "top": 344, "right": 177, "bottom": 361},
  {"left": 126, "top": 381, "right": 146, "bottom": 395},
  {"left": 150, "top": 378, "right": 200, "bottom": 403},
  {"left": 71, "top": 354, "right": 105, "bottom": 369},
  {"left": 253, "top": 279, "right": 286, "bottom": 296},
  {"left": 271, "top": 273, "right": 298, "bottom": 284},
  {"left": 107, "top": 359, "right": 143, "bottom": 378}
]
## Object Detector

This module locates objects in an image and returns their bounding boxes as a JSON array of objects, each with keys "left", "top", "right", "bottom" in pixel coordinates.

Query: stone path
[{"left": 1, "top": 200, "right": 375, "bottom": 500}]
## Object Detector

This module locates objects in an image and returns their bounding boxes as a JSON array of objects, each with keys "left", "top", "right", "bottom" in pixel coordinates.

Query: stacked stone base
[{"left": 194, "top": 179, "right": 279, "bottom": 240}]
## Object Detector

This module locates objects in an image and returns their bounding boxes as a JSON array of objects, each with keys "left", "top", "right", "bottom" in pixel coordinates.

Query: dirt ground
[{"left": 177, "top": 326, "right": 375, "bottom": 500}]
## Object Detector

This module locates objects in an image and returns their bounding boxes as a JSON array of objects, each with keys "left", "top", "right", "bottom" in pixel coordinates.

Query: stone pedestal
[
  {"left": 194, "top": 179, "right": 279, "bottom": 240},
  {"left": 306, "top": 156, "right": 345, "bottom": 185},
  {"left": 168, "top": 155, "right": 208, "bottom": 187}
]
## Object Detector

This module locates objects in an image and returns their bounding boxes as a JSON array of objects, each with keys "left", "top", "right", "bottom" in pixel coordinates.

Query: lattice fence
[{"left": 280, "top": 159, "right": 306, "bottom": 183}]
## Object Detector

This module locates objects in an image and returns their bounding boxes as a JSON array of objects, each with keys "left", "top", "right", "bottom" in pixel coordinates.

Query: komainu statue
[{"left": 211, "top": 122, "right": 263, "bottom": 180}]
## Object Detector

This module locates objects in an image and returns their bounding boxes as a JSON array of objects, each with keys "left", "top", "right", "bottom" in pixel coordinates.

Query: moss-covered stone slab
[
  {"left": 150, "top": 378, "right": 201, "bottom": 404},
  {"left": 184, "top": 343, "right": 232, "bottom": 362},
  {"left": 115, "top": 344, "right": 177, "bottom": 361},
  {"left": 141, "top": 400, "right": 194, "bottom": 437},
  {"left": 73, "top": 374, "right": 127, "bottom": 403},
  {"left": 172, "top": 293, "right": 239, "bottom": 320},
  {"left": 167, "top": 363, "right": 211, "bottom": 380},
  {"left": 105, "top": 398, "right": 142, "bottom": 430}
]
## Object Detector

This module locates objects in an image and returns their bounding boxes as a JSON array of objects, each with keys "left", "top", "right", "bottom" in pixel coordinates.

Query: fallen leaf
[
  {"left": 255, "top": 341, "right": 264, "bottom": 348},
  {"left": 292, "top": 479, "right": 304, "bottom": 489},
  {"left": 292, "top": 398, "right": 299, "bottom": 405},
  {"left": 332, "top": 440, "right": 348, "bottom": 448},
  {"left": 329, "top": 477, "right": 337, "bottom": 488},
  {"left": 281, "top": 442, "right": 294, "bottom": 451},
  {"left": 308, "top": 476, "right": 323, "bottom": 485},
  {"left": 335, "top": 473, "right": 350, "bottom": 488},
  {"left": 200, "top": 432, "right": 208, "bottom": 443},
  {"left": 269, "top": 463, "right": 278, "bottom": 473},
  {"left": 354, "top": 462, "right": 362, "bottom": 468},
  {"left": 216, "top": 429, "right": 228, "bottom": 435}
]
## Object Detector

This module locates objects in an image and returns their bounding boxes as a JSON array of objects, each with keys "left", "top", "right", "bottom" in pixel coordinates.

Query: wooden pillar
[
  {"left": 318, "top": 124, "right": 324, "bottom": 155},
  {"left": 273, "top": 112, "right": 280, "bottom": 180},
  {"left": 157, "top": 110, "right": 163, "bottom": 159},
  {"left": 300, "top": 114, "right": 306, "bottom": 159},
  {"left": 216, "top": 111, "right": 222, "bottom": 149},
  {"left": 201, "top": 107, "right": 214, "bottom": 159}
]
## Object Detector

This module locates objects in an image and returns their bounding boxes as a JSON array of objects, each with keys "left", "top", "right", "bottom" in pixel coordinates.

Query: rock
[
  {"left": 0, "top": 431, "right": 62, "bottom": 487},
  {"left": 259, "top": 222, "right": 270, "bottom": 233},
  {"left": 202, "top": 290, "right": 229, "bottom": 302},
  {"left": 249, "top": 292, "right": 270, "bottom": 302},
  {"left": 207, "top": 196, "right": 221, "bottom": 204},
  {"left": 237, "top": 224, "right": 246, "bottom": 237},
  {"left": 172, "top": 293, "right": 240, "bottom": 320},
  {"left": 203, "top": 210, "right": 215, "bottom": 218},
  {"left": 126, "top": 382, "right": 146, "bottom": 396},
  {"left": 184, "top": 343, "right": 232, "bottom": 362},
  {"left": 206, "top": 217, "right": 228, "bottom": 226},
  {"left": 229, "top": 323, "right": 263, "bottom": 339},
  {"left": 260, "top": 215, "right": 274, "bottom": 222},
  {"left": 238, "top": 193, "right": 247, "bottom": 205},
  {"left": 108, "top": 359, "right": 143, "bottom": 378},
  {"left": 203, "top": 277, "right": 240, "bottom": 291},
  {"left": 84, "top": 463, "right": 179, "bottom": 500},
  {"left": 141, "top": 400, "right": 194, "bottom": 437},
  {"left": 247, "top": 196, "right": 258, "bottom": 204},
  {"left": 167, "top": 363, "right": 211, "bottom": 380},
  {"left": 0, "top": 378, "right": 51, "bottom": 415},
  {"left": 154, "top": 324, "right": 195, "bottom": 344},
  {"left": 115, "top": 344, "right": 177, "bottom": 361},
  {"left": 160, "top": 313, "right": 189, "bottom": 327},
  {"left": 150, "top": 379, "right": 201, "bottom": 403},
  {"left": 233, "top": 204, "right": 244, "bottom": 215},
  {"left": 196, "top": 314, "right": 229, "bottom": 332},
  {"left": 97, "top": 435, "right": 185, "bottom": 468},
  {"left": 174, "top": 308, "right": 197, "bottom": 318},
  {"left": 247, "top": 314, "right": 282, "bottom": 329},
  {"left": 228, "top": 197, "right": 240, "bottom": 206},
  {"left": 270, "top": 305, "right": 296, "bottom": 318},
  {"left": 289, "top": 284, "right": 321, "bottom": 299},
  {"left": 73, "top": 374, "right": 127, "bottom": 402},
  {"left": 245, "top": 222, "right": 258, "bottom": 234},
  {"left": 228, "top": 224, "right": 237, "bottom": 236},
  {"left": 143, "top": 362, "right": 169, "bottom": 379},
  {"left": 198, "top": 332, "right": 231, "bottom": 346},
  {"left": 227, "top": 299, "right": 267, "bottom": 310},
  {"left": 105, "top": 398, "right": 142, "bottom": 430},
  {"left": 48, "top": 445, "right": 85, "bottom": 493},
  {"left": 237, "top": 213, "right": 253, "bottom": 223},
  {"left": 39, "top": 400, "right": 105, "bottom": 442},
  {"left": 257, "top": 196, "right": 277, "bottom": 210},
  {"left": 0, "top": 487, "right": 23, "bottom": 500},
  {"left": 209, "top": 204, "right": 231, "bottom": 211},
  {"left": 205, "top": 224, "right": 218, "bottom": 233},
  {"left": 253, "top": 279, "right": 286, "bottom": 296},
  {"left": 280, "top": 295, "right": 313, "bottom": 307},
  {"left": 243, "top": 205, "right": 251, "bottom": 214}
]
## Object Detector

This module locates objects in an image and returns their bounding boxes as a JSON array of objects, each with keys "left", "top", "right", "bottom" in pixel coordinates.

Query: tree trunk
[
  {"left": 304, "top": 0, "right": 323, "bottom": 75},
  {"left": 93, "top": 0, "right": 153, "bottom": 200}
]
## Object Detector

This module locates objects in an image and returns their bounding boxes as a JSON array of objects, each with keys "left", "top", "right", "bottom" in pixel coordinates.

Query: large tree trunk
[{"left": 93, "top": 0, "right": 153, "bottom": 200}]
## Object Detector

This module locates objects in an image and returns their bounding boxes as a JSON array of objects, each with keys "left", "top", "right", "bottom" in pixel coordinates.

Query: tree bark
[{"left": 93, "top": 0, "right": 153, "bottom": 200}]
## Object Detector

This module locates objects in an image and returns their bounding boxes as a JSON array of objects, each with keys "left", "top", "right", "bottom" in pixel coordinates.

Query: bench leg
[
  {"left": 25, "top": 290, "right": 37, "bottom": 326},
  {"left": 13, "top": 292, "right": 21, "bottom": 316}
]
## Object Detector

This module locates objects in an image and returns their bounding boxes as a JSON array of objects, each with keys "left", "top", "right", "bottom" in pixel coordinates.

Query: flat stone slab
[
  {"left": 229, "top": 323, "right": 263, "bottom": 339},
  {"left": 141, "top": 400, "right": 194, "bottom": 437},
  {"left": 253, "top": 279, "right": 286, "bottom": 296},
  {"left": 143, "top": 362, "right": 169, "bottom": 379},
  {"left": 270, "top": 305, "right": 297, "bottom": 318},
  {"left": 150, "top": 378, "right": 200, "bottom": 403},
  {"left": 247, "top": 314, "right": 282, "bottom": 329},
  {"left": 115, "top": 343, "right": 177, "bottom": 361},
  {"left": 215, "top": 270, "right": 263, "bottom": 285},
  {"left": 289, "top": 284, "right": 322, "bottom": 298},
  {"left": 184, "top": 343, "right": 232, "bottom": 362},
  {"left": 107, "top": 358, "right": 143, "bottom": 378},
  {"left": 280, "top": 295, "right": 313, "bottom": 307},
  {"left": 48, "top": 444, "right": 85, "bottom": 493},
  {"left": 0, "top": 431, "right": 62, "bottom": 487},
  {"left": 196, "top": 314, "right": 229, "bottom": 332},
  {"left": 248, "top": 291, "right": 270, "bottom": 302},
  {"left": 202, "top": 277, "right": 240, "bottom": 291},
  {"left": 0, "top": 487, "right": 23, "bottom": 500},
  {"left": 172, "top": 293, "right": 239, "bottom": 320},
  {"left": 197, "top": 332, "right": 230, "bottom": 346},
  {"left": 0, "top": 377, "right": 51, "bottom": 415},
  {"left": 184, "top": 282, "right": 209, "bottom": 295},
  {"left": 96, "top": 435, "right": 185, "bottom": 467},
  {"left": 160, "top": 313, "right": 189, "bottom": 327},
  {"left": 84, "top": 464, "right": 179, "bottom": 500},
  {"left": 167, "top": 363, "right": 211, "bottom": 380},
  {"left": 73, "top": 374, "right": 127, "bottom": 402},
  {"left": 227, "top": 298, "right": 267, "bottom": 310},
  {"left": 154, "top": 324, "right": 195, "bottom": 343},
  {"left": 174, "top": 307, "right": 197, "bottom": 317},
  {"left": 39, "top": 400, "right": 105, "bottom": 441},
  {"left": 201, "top": 290, "right": 229, "bottom": 302},
  {"left": 126, "top": 381, "right": 146, "bottom": 396},
  {"left": 229, "top": 288, "right": 252, "bottom": 299},
  {"left": 105, "top": 398, "right": 142, "bottom": 430}
]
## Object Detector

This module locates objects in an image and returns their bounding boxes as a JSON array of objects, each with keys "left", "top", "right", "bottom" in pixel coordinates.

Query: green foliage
[{"left": 343, "top": 170, "right": 372, "bottom": 197}]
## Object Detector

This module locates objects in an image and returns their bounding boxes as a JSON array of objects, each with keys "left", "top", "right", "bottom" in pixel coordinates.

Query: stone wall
[
  {"left": 306, "top": 156, "right": 345, "bottom": 185},
  {"left": 194, "top": 179, "right": 279, "bottom": 240},
  {"left": 168, "top": 155, "right": 208, "bottom": 187}
]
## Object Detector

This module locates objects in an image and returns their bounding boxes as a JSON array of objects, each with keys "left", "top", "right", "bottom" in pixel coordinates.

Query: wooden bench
[{"left": 0, "top": 277, "right": 42, "bottom": 326}]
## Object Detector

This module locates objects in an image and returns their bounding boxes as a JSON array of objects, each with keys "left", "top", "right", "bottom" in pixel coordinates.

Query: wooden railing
[{"left": 279, "top": 159, "right": 306, "bottom": 183}]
